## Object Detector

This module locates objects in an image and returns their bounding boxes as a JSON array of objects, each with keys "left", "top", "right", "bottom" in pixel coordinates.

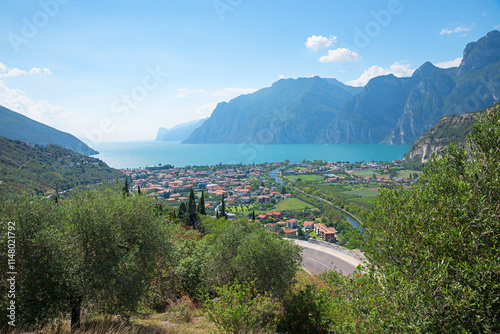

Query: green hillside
[
  {"left": 0, "top": 105, "right": 98, "bottom": 155},
  {"left": 0, "top": 136, "right": 123, "bottom": 199}
]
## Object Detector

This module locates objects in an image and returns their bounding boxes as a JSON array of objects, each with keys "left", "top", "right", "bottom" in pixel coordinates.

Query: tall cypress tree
[
  {"left": 252, "top": 210, "right": 255, "bottom": 221},
  {"left": 122, "top": 178, "right": 130, "bottom": 196},
  {"left": 187, "top": 188, "right": 199, "bottom": 226},
  {"left": 54, "top": 186, "right": 59, "bottom": 204},
  {"left": 219, "top": 194, "right": 226, "bottom": 219},
  {"left": 178, "top": 202, "right": 187, "bottom": 221},
  {"left": 198, "top": 190, "right": 206, "bottom": 215},
  {"left": 137, "top": 185, "right": 141, "bottom": 195}
]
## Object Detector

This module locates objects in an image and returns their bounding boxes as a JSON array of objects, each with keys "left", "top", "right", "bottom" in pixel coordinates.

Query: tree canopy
[
  {"left": 0, "top": 187, "right": 173, "bottom": 329},
  {"left": 359, "top": 105, "right": 500, "bottom": 332}
]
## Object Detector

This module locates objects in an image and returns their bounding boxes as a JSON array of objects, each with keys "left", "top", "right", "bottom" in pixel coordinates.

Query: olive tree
[
  {"left": 0, "top": 187, "right": 173, "bottom": 330},
  {"left": 201, "top": 220, "right": 302, "bottom": 299}
]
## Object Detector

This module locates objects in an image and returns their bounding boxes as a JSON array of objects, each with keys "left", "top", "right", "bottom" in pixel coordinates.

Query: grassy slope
[{"left": 274, "top": 198, "right": 314, "bottom": 211}]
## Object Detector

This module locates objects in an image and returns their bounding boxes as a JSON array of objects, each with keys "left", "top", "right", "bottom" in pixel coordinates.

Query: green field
[
  {"left": 343, "top": 189, "right": 380, "bottom": 197},
  {"left": 285, "top": 174, "right": 323, "bottom": 182},
  {"left": 348, "top": 196, "right": 379, "bottom": 210},
  {"left": 395, "top": 169, "right": 423, "bottom": 179},
  {"left": 274, "top": 198, "right": 314, "bottom": 211},
  {"left": 314, "top": 184, "right": 349, "bottom": 194},
  {"left": 351, "top": 170, "right": 379, "bottom": 177}
]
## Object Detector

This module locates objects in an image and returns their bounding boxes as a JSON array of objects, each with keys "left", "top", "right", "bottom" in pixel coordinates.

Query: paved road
[{"left": 292, "top": 240, "right": 363, "bottom": 276}]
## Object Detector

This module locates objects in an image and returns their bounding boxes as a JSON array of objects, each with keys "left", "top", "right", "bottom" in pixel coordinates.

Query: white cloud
[
  {"left": 0, "top": 80, "right": 72, "bottom": 128},
  {"left": 318, "top": 48, "right": 360, "bottom": 63},
  {"left": 305, "top": 35, "right": 337, "bottom": 51},
  {"left": 28, "top": 67, "right": 51, "bottom": 76},
  {"left": 347, "top": 62, "right": 415, "bottom": 87},
  {"left": 482, "top": 11, "right": 487, "bottom": 16},
  {"left": 495, "top": 24, "right": 500, "bottom": 29},
  {"left": 2, "top": 68, "right": 28, "bottom": 78},
  {"left": 196, "top": 102, "right": 217, "bottom": 117},
  {"left": 436, "top": 57, "right": 462, "bottom": 69},
  {"left": 0, "top": 62, "right": 52, "bottom": 78},
  {"left": 278, "top": 74, "right": 285, "bottom": 80},
  {"left": 440, "top": 24, "right": 474, "bottom": 36}
]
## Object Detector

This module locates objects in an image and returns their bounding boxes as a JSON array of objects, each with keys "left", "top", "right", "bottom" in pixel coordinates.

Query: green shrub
[
  {"left": 205, "top": 280, "right": 278, "bottom": 334},
  {"left": 277, "top": 285, "right": 333, "bottom": 334}
]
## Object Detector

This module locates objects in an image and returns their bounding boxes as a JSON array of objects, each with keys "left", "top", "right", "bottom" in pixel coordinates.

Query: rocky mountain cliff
[
  {"left": 184, "top": 30, "right": 500, "bottom": 145},
  {"left": 404, "top": 104, "right": 498, "bottom": 167},
  {"left": 404, "top": 111, "right": 478, "bottom": 165}
]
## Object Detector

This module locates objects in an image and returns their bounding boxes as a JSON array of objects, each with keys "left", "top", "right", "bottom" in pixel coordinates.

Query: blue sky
[{"left": 0, "top": 0, "right": 499, "bottom": 144}]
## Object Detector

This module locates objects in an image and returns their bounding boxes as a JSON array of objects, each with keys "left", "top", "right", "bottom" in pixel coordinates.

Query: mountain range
[
  {"left": 184, "top": 77, "right": 362, "bottom": 144},
  {"left": 156, "top": 118, "right": 208, "bottom": 141},
  {"left": 0, "top": 105, "right": 98, "bottom": 155},
  {"left": 183, "top": 30, "right": 500, "bottom": 145}
]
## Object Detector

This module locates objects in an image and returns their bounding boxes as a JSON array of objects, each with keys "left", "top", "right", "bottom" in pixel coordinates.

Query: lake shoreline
[{"left": 92, "top": 141, "right": 411, "bottom": 169}]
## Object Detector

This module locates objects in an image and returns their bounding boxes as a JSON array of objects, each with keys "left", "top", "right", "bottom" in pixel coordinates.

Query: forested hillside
[{"left": 0, "top": 136, "right": 122, "bottom": 199}]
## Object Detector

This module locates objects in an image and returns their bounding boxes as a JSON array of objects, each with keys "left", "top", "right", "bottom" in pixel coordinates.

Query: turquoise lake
[{"left": 93, "top": 141, "right": 411, "bottom": 169}]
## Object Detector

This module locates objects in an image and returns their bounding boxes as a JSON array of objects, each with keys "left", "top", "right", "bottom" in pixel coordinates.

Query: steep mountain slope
[
  {"left": 0, "top": 105, "right": 98, "bottom": 155},
  {"left": 393, "top": 31, "right": 500, "bottom": 144},
  {"left": 0, "top": 136, "right": 122, "bottom": 199},
  {"left": 184, "top": 76, "right": 360, "bottom": 144},
  {"left": 326, "top": 31, "right": 500, "bottom": 144},
  {"left": 320, "top": 74, "right": 417, "bottom": 144},
  {"left": 184, "top": 30, "right": 500, "bottom": 145},
  {"left": 156, "top": 118, "right": 208, "bottom": 141},
  {"left": 402, "top": 104, "right": 498, "bottom": 171},
  {"left": 404, "top": 111, "right": 478, "bottom": 166}
]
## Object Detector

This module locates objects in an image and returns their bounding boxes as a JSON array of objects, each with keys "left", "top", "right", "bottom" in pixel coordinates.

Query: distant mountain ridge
[
  {"left": 156, "top": 118, "right": 208, "bottom": 141},
  {"left": 184, "top": 76, "right": 362, "bottom": 144},
  {"left": 184, "top": 30, "right": 500, "bottom": 145},
  {"left": 0, "top": 105, "right": 98, "bottom": 155}
]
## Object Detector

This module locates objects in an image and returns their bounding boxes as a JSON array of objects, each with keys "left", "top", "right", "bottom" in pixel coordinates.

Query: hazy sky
[{"left": 0, "top": 0, "right": 499, "bottom": 145}]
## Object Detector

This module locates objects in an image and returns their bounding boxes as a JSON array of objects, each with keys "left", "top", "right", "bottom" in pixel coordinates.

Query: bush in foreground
[{"left": 205, "top": 279, "right": 278, "bottom": 334}]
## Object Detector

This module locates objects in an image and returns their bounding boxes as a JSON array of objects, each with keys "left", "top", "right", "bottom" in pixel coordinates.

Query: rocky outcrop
[{"left": 404, "top": 111, "right": 478, "bottom": 164}]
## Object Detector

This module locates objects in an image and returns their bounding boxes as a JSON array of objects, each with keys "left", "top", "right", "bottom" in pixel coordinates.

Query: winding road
[{"left": 291, "top": 239, "right": 364, "bottom": 276}]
